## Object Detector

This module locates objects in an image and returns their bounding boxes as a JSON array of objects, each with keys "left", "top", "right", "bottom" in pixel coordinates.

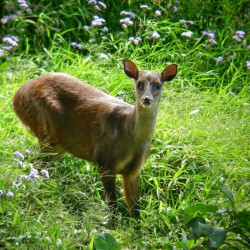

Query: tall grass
[{"left": 0, "top": 0, "right": 249, "bottom": 249}]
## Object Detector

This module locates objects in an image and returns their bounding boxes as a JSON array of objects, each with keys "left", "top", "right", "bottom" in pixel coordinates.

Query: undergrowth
[{"left": 0, "top": 0, "right": 249, "bottom": 249}]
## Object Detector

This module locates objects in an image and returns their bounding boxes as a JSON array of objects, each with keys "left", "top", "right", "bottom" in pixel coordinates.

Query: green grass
[
  {"left": 0, "top": 53, "right": 249, "bottom": 249},
  {"left": 0, "top": 0, "right": 250, "bottom": 249}
]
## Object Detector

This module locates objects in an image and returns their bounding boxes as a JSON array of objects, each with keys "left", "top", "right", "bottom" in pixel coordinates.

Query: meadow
[{"left": 0, "top": 0, "right": 249, "bottom": 249}]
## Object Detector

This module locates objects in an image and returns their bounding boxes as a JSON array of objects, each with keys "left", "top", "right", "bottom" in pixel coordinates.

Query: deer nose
[{"left": 142, "top": 96, "right": 153, "bottom": 105}]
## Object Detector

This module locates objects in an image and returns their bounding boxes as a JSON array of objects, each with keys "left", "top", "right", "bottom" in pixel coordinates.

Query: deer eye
[
  {"left": 136, "top": 81, "right": 144, "bottom": 90},
  {"left": 154, "top": 83, "right": 162, "bottom": 90}
]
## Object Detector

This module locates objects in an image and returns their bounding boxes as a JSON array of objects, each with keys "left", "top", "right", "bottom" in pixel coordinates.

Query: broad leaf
[
  {"left": 94, "top": 232, "right": 121, "bottom": 250},
  {"left": 218, "top": 185, "right": 235, "bottom": 207}
]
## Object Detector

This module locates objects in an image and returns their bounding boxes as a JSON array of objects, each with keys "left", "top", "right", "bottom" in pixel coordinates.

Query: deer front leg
[
  {"left": 122, "top": 172, "right": 140, "bottom": 218},
  {"left": 100, "top": 168, "right": 117, "bottom": 214}
]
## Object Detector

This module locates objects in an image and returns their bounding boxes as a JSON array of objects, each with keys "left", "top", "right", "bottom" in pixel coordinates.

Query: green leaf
[
  {"left": 94, "top": 232, "right": 121, "bottom": 250},
  {"left": 186, "top": 217, "right": 206, "bottom": 239},
  {"left": 184, "top": 203, "right": 218, "bottom": 214},
  {"left": 199, "top": 223, "right": 226, "bottom": 249},
  {"left": 186, "top": 217, "right": 226, "bottom": 249},
  {"left": 218, "top": 185, "right": 235, "bottom": 207}
]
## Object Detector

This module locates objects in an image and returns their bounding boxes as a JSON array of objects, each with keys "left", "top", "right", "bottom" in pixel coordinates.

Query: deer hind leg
[
  {"left": 99, "top": 167, "right": 117, "bottom": 214},
  {"left": 122, "top": 172, "right": 140, "bottom": 218}
]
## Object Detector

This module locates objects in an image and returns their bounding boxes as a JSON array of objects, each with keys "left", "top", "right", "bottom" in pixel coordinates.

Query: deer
[{"left": 13, "top": 60, "right": 178, "bottom": 219}]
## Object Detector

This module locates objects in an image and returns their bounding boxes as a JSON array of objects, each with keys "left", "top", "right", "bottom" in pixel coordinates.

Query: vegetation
[{"left": 0, "top": 0, "right": 249, "bottom": 249}]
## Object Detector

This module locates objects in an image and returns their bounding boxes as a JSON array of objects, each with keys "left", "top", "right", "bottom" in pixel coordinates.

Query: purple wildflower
[
  {"left": 173, "top": 6, "right": 179, "bottom": 12},
  {"left": 7, "top": 190, "right": 14, "bottom": 197},
  {"left": 25, "top": 149, "right": 30, "bottom": 154},
  {"left": 236, "top": 30, "right": 245, "bottom": 39},
  {"left": 207, "top": 38, "right": 217, "bottom": 45},
  {"left": 102, "top": 26, "right": 108, "bottom": 32},
  {"left": 29, "top": 167, "right": 39, "bottom": 181},
  {"left": 92, "top": 15, "right": 105, "bottom": 26},
  {"left": 202, "top": 30, "right": 216, "bottom": 38},
  {"left": 181, "top": 31, "right": 193, "bottom": 38},
  {"left": 20, "top": 174, "right": 28, "bottom": 180},
  {"left": 88, "top": 0, "right": 97, "bottom": 4},
  {"left": 129, "top": 37, "right": 141, "bottom": 45},
  {"left": 248, "top": 45, "right": 250, "bottom": 50},
  {"left": 13, "top": 151, "right": 25, "bottom": 160},
  {"left": 76, "top": 44, "right": 83, "bottom": 49},
  {"left": 3, "top": 36, "right": 19, "bottom": 47},
  {"left": 2, "top": 46, "right": 13, "bottom": 51},
  {"left": 17, "top": 0, "right": 31, "bottom": 12},
  {"left": 1, "top": 15, "right": 15, "bottom": 24},
  {"left": 98, "top": 1, "right": 106, "bottom": 9},
  {"left": 152, "top": 31, "right": 160, "bottom": 39},
  {"left": 232, "top": 35, "right": 241, "bottom": 42},
  {"left": 140, "top": 4, "right": 149, "bottom": 9},
  {"left": 94, "top": 5, "right": 101, "bottom": 11},
  {"left": 120, "top": 17, "right": 133, "bottom": 26},
  {"left": 246, "top": 61, "right": 250, "bottom": 70},
  {"left": 83, "top": 25, "right": 90, "bottom": 30},
  {"left": 215, "top": 56, "right": 223, "bottom": 63},
  {"left": 155, "top": 10, "right": 161, "bottom": 16},
  {"left": 120, "top": 11, "right": 136, "bottom": 19},
  {"left": 41, "top": 169, "right": 49, "bottom": 179},
  {"left": 0, "top": 190, "right": 4, "bottom": 195},
  {"left": 71, "top": 42, "right": 83, "bottom": 49}
]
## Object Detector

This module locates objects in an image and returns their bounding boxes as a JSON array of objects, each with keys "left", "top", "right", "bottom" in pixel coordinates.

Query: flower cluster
[
  {"left": 140, "top": 4, "right": 149, "bottom": 9},
  {"left": 0, "top": 150, "right": 50, "bottom": 199},
  {"left": 120, "top": 17, "right": 133, "bottom": 26},
  {"left": 0, "top": 189, "right": 14, "bottom": 197},
  {"left": 155, "top": 10, "right": 161, "bottom": 16},
  {"left": 201, "top": 30, "right": 217, "bottom": 45},
  {"left": 152, "top": 31, "right": 160, "bottom": 39},
  {"left": 91, "top": 15, "right": 106, "bottom": 26},
  {"left": 215, "top": 56, "right": 223, "bottom": 63},
  {"left": 1, "top": 12, "right": 20, "bottom": 24},
  {"left": 0, "top": 36, "right": 19, "bottom": 56},
  {"left": 120, "top": 11, "right": 136, "bottom": 19},
  {"left": 71, "top": 42, "right": 83, "bottom": 49},
  {"left": 232, "top": 30, "right": 245, "bottom": 42},
  {"left": 167, "top": 0, "right": 180, "bottom": 12},
  {"left": 181, "top": 31, "right": 193, "bottom": 38},
  {"left": 179, "top": 19, "right": 194, "bottom": 29},
  {"left": 120, "top": 10, "right": 136, "bottom": 28},
  {"left": 88, "top": 0, "right": 106, "bottom": 12},
  {"left": 129, "top": 37, "right": 142, "bottom": 45},
  {"left": 18, "top": 0, "right": 32, "bottom": 12}
]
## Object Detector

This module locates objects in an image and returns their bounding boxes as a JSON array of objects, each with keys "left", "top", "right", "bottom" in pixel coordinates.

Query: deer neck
[{"left": 131, "top": 102, "right": 159, "bottom": 143}]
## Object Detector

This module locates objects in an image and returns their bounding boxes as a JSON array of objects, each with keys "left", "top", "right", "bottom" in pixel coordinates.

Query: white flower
[
  {"left": 155, "top": 10, "right": 161, "bottom": 16},
  {"left": 7, "top": 190, "right": 14, "bottom": 197},
  {"left": 152, "top": 31, "right": 160, "bottom": 39},
  {"left": 215, "top": 56, "right": 223, "bottom": 63},
  {"left": 41, "top": 169, "right": 49, "bottom": 179},
  {"left": 181, "top": 31, "right": 193, "bottom": 38}
]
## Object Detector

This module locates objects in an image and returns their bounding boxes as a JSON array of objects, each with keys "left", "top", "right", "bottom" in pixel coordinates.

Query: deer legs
[{"left": 122, "top": 173, "right": 140, "bottom": 218}]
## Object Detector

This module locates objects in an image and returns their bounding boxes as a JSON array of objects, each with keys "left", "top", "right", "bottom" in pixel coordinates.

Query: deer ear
[
  {"left": 124, "top": 60, "right": 139, "bottom": 80},
  {"left": 161, "top": 64, "right": 178, "bottom": 82}
]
